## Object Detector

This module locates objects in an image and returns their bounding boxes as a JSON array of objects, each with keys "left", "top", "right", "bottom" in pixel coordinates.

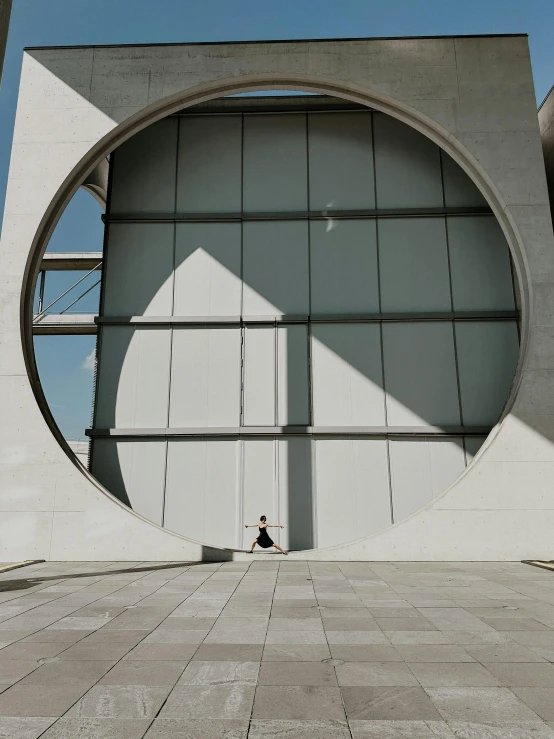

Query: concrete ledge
[
  {"left": 32, "top": 313, "right": 97, "bottom": 334},
  {"left": 40, "top": 253, "right": 102, "bottom": 271}
]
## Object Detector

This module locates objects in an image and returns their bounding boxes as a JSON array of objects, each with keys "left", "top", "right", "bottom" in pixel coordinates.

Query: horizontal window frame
[
  {"left": 87, "top": 425, "right": 492, "bottom": 438},
  {"left": 95, "top": 313, "right": 520, "bottom": 326},
  {"left": 103, "top": 207, "right": 493, "bottom": 224}
]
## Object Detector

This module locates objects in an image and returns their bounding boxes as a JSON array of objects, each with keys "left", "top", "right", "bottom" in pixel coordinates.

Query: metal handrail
[
  {"left": 59, "top": 279, "right": 101, "bottom": 315},
  {"left": 34, "top": 262, "right": 102, "bottom": 322}
]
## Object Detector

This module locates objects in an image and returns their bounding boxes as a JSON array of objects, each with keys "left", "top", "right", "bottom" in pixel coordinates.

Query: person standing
[{"left": 245, "top": 515, "right": 288, "bottom": 554}]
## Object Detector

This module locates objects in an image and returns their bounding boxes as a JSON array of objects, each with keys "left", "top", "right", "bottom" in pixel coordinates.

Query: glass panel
[
  {"left": 164, "top": 439, "right": 239, "bottom": 548},
  {"left": 95, "top": 326, "right": 171, "bottom": 429},
  {"left": 242, "top": 439, "right": 276, "bottom": 549},
  {"left": 379, "top": 218, "right": 451, "bottom": 312},
  {"left": 169, "top": 326, "right": 241, "bottom": 427},
  {"left": 177, "top": 115, "right": 242, "bottom": 213},
  {"left": 310, "top": 219, "right": 379, "bottom": 315},
  {"left": 389, "top": 437, "right": 466, "bottom": 522},
  {"left": 174, "top": 223, "right": 242, "bottom": 317},
  {"left": 243, "top": 114, "right": 308, "bottom": 211},
  {"left": 110, "top": 118, "right": 178, "bottom": 214},
  {"left": 91, "top": 439, "right": 166, "bottom": 525},
  {"left": 442, "top": 151, "right": 488, "bottom": 208},
  {"left": 311, "top": 323, "right": 385, "bottom": 426},
  {"left": 455, "top": 321, "right": 519, "bottom": 426},
  {"left": 243, "top": 326, "right": 276, "bottom": 426},
  {"left": 314, "top": 437, "right": 391, "bottom": 548},
  {"left": 277, "top": 438, "right": 313, "bottom": 550},
  {"left": 242, "top": 221, "right": 309, "bottom": 316},
  {"left": 448, "top": 216, "right": 515, "bottom": 311},
  {"left": 277, "top": 325, "right": 310, "bottom": 426},
  {"left": 102, "top": 223, "right": 174, "bottom": 316},
  {"left": 308, "top": 112, "right": 375, "bottom": 210},
  {"left": 373, "top": 113, "right": 443, "bottom": 208},
  {"left": 383, "top": 322, "right": 460, "bottom": 426}
]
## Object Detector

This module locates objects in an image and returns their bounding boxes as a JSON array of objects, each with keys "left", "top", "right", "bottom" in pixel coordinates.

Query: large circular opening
[{"left": 29, "top": 89, "right": 522, "bottom": 551}]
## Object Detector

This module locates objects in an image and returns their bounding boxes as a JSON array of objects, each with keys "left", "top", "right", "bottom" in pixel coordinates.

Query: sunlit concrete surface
[
  {"left": 1, "top": 35, "right": 554, "bottom": 561},
  {"left": 0, "top": 561, "right": 554, "bottom": 736}
]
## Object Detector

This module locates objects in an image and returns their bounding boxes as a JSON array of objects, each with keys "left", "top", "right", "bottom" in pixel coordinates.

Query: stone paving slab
[{"left": 2, "top": 561, "right": 554, "bottom": 735}]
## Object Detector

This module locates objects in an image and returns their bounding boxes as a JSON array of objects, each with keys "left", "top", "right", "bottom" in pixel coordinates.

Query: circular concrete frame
[{"left": 21, "top": 73, "right": 531, "bottom": 554}]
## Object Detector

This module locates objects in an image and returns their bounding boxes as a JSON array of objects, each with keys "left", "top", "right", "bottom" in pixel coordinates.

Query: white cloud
[{"left": 83, "top": 348, "right": 96, "bottom": 373}]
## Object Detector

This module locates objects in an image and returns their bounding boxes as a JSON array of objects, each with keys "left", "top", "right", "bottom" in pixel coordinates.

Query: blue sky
[{"left": 1, "top": 0, "right": 553, "bottom": 440}]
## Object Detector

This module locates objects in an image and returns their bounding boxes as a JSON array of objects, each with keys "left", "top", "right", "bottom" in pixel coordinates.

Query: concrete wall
[{"left": 1, "top": 35, "right": 554, "bottom": 560}]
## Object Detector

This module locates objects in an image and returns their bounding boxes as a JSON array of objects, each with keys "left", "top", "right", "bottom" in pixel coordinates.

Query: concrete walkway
[{"left": 1, "top": 561, "right": 554, "bottom": 737}]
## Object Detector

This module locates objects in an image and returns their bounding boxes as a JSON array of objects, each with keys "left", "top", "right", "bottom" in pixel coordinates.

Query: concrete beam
[
  {"left": 32, "top": 313, "right": 97, "bottom": 334},
  {"left": 40, "top": 253, "right": 103, "bottom": 271}
]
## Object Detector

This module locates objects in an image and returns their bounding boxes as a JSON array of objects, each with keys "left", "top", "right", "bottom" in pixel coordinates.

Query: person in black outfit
[{"left": 245, "top": 515, "right": 288, "bottom": 554}]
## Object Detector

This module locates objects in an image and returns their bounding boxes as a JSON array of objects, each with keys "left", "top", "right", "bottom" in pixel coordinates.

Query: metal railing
[{"left": 33, "top": 262, "right": 102, "bottom": 323}]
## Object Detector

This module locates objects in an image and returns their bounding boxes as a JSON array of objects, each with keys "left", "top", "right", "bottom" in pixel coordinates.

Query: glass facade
[{"left": 89, "top": 101, "right": 519, "bottom": 550}]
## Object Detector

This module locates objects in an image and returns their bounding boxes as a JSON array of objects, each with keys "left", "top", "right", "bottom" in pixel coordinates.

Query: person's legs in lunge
[{"left": 248, "top": 540, "right": 258, "bottom": 553}]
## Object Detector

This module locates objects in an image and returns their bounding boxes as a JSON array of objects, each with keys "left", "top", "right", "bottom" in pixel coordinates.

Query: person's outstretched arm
[{"left": 266, "top": 524, "right": 285, "bottom": 528}]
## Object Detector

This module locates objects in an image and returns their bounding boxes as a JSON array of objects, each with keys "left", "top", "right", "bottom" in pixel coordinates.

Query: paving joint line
[
  {"left": 311, "top": 560, "right": 355, "bottom": 739},
  {"left": 0, "top": 561, "right": 165, "bottom": 729},
  {"left": 12, "top": 560, "right": 212, "bottom": 736},
  {"left": 246, "top": 559, "right": 279, "bottom": 738},
  {"left": 148, "top": 560, "right": 254, "bottom": 727},
  {"left": 0, "top": 560, "right": 46, "bottom": 575},
  {"left": 1, "top": 561, "right": 551, "bottom": 734},
  {"left": 0, "top": 561, "right": 137, "bottom": 636}
]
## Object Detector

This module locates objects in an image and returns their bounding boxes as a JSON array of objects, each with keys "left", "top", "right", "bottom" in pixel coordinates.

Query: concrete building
[{"left": 1, "top": 35, "right": 554, "bottom": 561}]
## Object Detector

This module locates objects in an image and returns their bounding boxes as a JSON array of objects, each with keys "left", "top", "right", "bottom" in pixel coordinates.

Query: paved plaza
[{"left": 2, "top": 560, "right": 554, "bottom": 737}]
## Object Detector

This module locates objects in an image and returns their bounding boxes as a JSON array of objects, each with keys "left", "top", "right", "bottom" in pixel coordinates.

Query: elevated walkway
[{"left": 32, "top": 313, "right": 97, "bottom": 334}]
